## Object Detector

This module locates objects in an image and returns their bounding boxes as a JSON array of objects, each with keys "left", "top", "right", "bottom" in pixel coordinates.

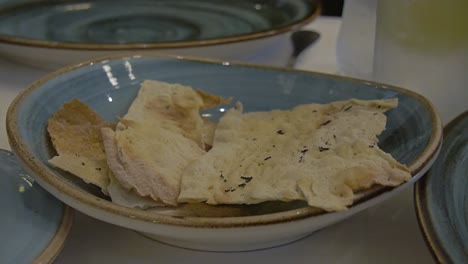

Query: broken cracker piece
[{"left": 47, "top": 99, "right": 115, "bottom": 193}]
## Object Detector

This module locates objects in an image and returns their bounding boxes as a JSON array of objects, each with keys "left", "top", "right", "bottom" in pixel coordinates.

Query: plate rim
[
  {"left": 0, "top": 149, "right": 74, "bottom": 264},
  {"left": 32, "top": 206, "right": 74, "bottom": 264},
  {"left": 0, "top": 0, "right": 320, "bottom": 50},
  {"left": 7, "top": 53, "right": 443, "bottom": 228},
  {"left": 414, "top": 110, "right": 468, "bottom": 264}
]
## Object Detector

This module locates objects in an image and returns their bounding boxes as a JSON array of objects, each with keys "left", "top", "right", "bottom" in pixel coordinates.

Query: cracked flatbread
[
  {"left": 102, "top": 80, "right": 229, "bottom": 206},
  {"left": 47, "top": 99, "right": 115, "bottom": 193},
  {"left": 178, "top": 99, "right": 410, "bottom": 211}
]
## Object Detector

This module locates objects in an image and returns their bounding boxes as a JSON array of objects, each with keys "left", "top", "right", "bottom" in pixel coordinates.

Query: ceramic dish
[
  {"left": 415, "top": 111, "right": 468, "bottom": 263},
  {"left": 0, "top": 0, "right": 319, "bottom": 69},
  {"left": 0, "top": 149, "right": 73, "bottom": 263},
  {"left": 7, "top": 54, "right": 442, "bottom": 251}
]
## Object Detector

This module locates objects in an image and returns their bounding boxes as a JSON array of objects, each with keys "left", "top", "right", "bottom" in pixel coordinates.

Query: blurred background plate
[
  {"left": 0, "top": 149, "right": 73, "bottom": 264},
  {"left": 415, "top": 111, "right": 468, "bottom": 263},
  {"left": 0, "top": 0, "right": 320, "bottom": 69}
]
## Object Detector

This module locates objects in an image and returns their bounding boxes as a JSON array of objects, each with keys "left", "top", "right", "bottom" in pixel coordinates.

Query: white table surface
[{"left": 0, "top": 17, "right": 435, "bottom": 264}]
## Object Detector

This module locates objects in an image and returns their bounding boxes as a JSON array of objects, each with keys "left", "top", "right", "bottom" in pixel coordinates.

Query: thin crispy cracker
[
  {"left": 102, "top": 80, "right": 229, "bottom": 206},
  {"left": 178, "top": 99, "right": 411, "bottom": 211},
  {"left": 47, "top": 99, "right": 115, "bottom": 193}
]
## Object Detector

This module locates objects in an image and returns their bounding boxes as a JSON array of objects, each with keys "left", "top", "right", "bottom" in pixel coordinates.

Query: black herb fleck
[
  {"left": 344, "top": 105, "right": 353, "bottom": 111},
  {"left": 276, "top": 130, "right": 285, "bottom": 135},
  {"left": 321, "top": 120, "right": 332, "bottom": 126},
  {"left": 238, "top": 183, "right": 246, "bottom": 188},
  {"left": 241, "top": 176, "right": 253, "bottom": 183},
  {"left": 219, "top": 173, "right": 224, "bottom": 179},
  {"left": 264, "top": 156, "right": 272, "bottom": 161},
  {"left": 81, "top": 162, "right": 85, "bottom": 166},
  {"left": 369, "top": 145, "right": 374, "bottom": 148},
  {"left": 272, "top": 145, "right": 276, "bottom": 148},
  {"left": 312, "top": 110, "right": 317, "bottom": 113},
  {"left": 318, "top": 146, "right": 330, "bottom": 152},
  {"left": 373, "top": 113, "right": 378, "bottom": 115},
  {"left": 298, "top": 146, "right": 309, "bottom": 162},
  {"left": 377, "top": 105, "right": 382, "bottom": 109},
  {"left": 325, "top": 140, "right": 329, "bottom": 145},
  {"left": 95, "top": 167, "right": 102, "bottom": 171},
  {"left": 257, "top": 163, "right": 264, "bottom": 166},
  {"left": 252, "top": 138, "right": 257, "bottom": 141},
  {"left": 231, "top": 188, "right": 236, "bottom": 192}
]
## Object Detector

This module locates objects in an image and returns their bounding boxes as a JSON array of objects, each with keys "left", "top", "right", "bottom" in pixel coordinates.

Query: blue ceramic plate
[
  {"left": 6, "top": 55, "right": 442, "bottom": 251},
  {"left": 415, "top": 111, "right": 468, "bottom": 263},
  {"left": 0, "top": 149, "right": 73, "bottom": 264},
  {"left": 0, "top": 0, "right": 319, "bottom": 49}
]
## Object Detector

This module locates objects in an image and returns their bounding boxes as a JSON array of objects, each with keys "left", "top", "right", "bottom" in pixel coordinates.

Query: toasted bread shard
[
  {"left": 178, "top": 98, "right": 411, "bottom": 211},
  {"left": 121, "top": 80, "right": 229, "bottom": 148},
  {"left": 47, "top": 99, "right": 115, "bottom": 193},
  {"left": 106, "top": 171, "right": 165, "bottom": 209},
  {"left": 102, "top": 80, "right": 227, "bottom": 206}
]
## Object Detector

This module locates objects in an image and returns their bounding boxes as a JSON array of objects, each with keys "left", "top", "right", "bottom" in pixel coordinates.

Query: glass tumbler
[{"left": 373, "top": 0, "right": 468, "bottom": 123}]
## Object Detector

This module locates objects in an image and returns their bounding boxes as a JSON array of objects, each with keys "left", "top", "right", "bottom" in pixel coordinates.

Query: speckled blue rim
[
  {"left": 32, "top": 207, "right": 73, "bottom": 263},
  {"left": 0, "top": 150, "right": 74, "bottom": 264},
  {"left": 415, "top": 110, "right": 468, "bottom": 264}
]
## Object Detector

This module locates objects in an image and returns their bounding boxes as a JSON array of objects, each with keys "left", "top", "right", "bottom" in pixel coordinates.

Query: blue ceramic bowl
[
  {"left": 415, "top": 111, "right": 468, "bottom": 263},
  {"left": 7, "top": 54, "right": 442, "bottom": 251}
]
